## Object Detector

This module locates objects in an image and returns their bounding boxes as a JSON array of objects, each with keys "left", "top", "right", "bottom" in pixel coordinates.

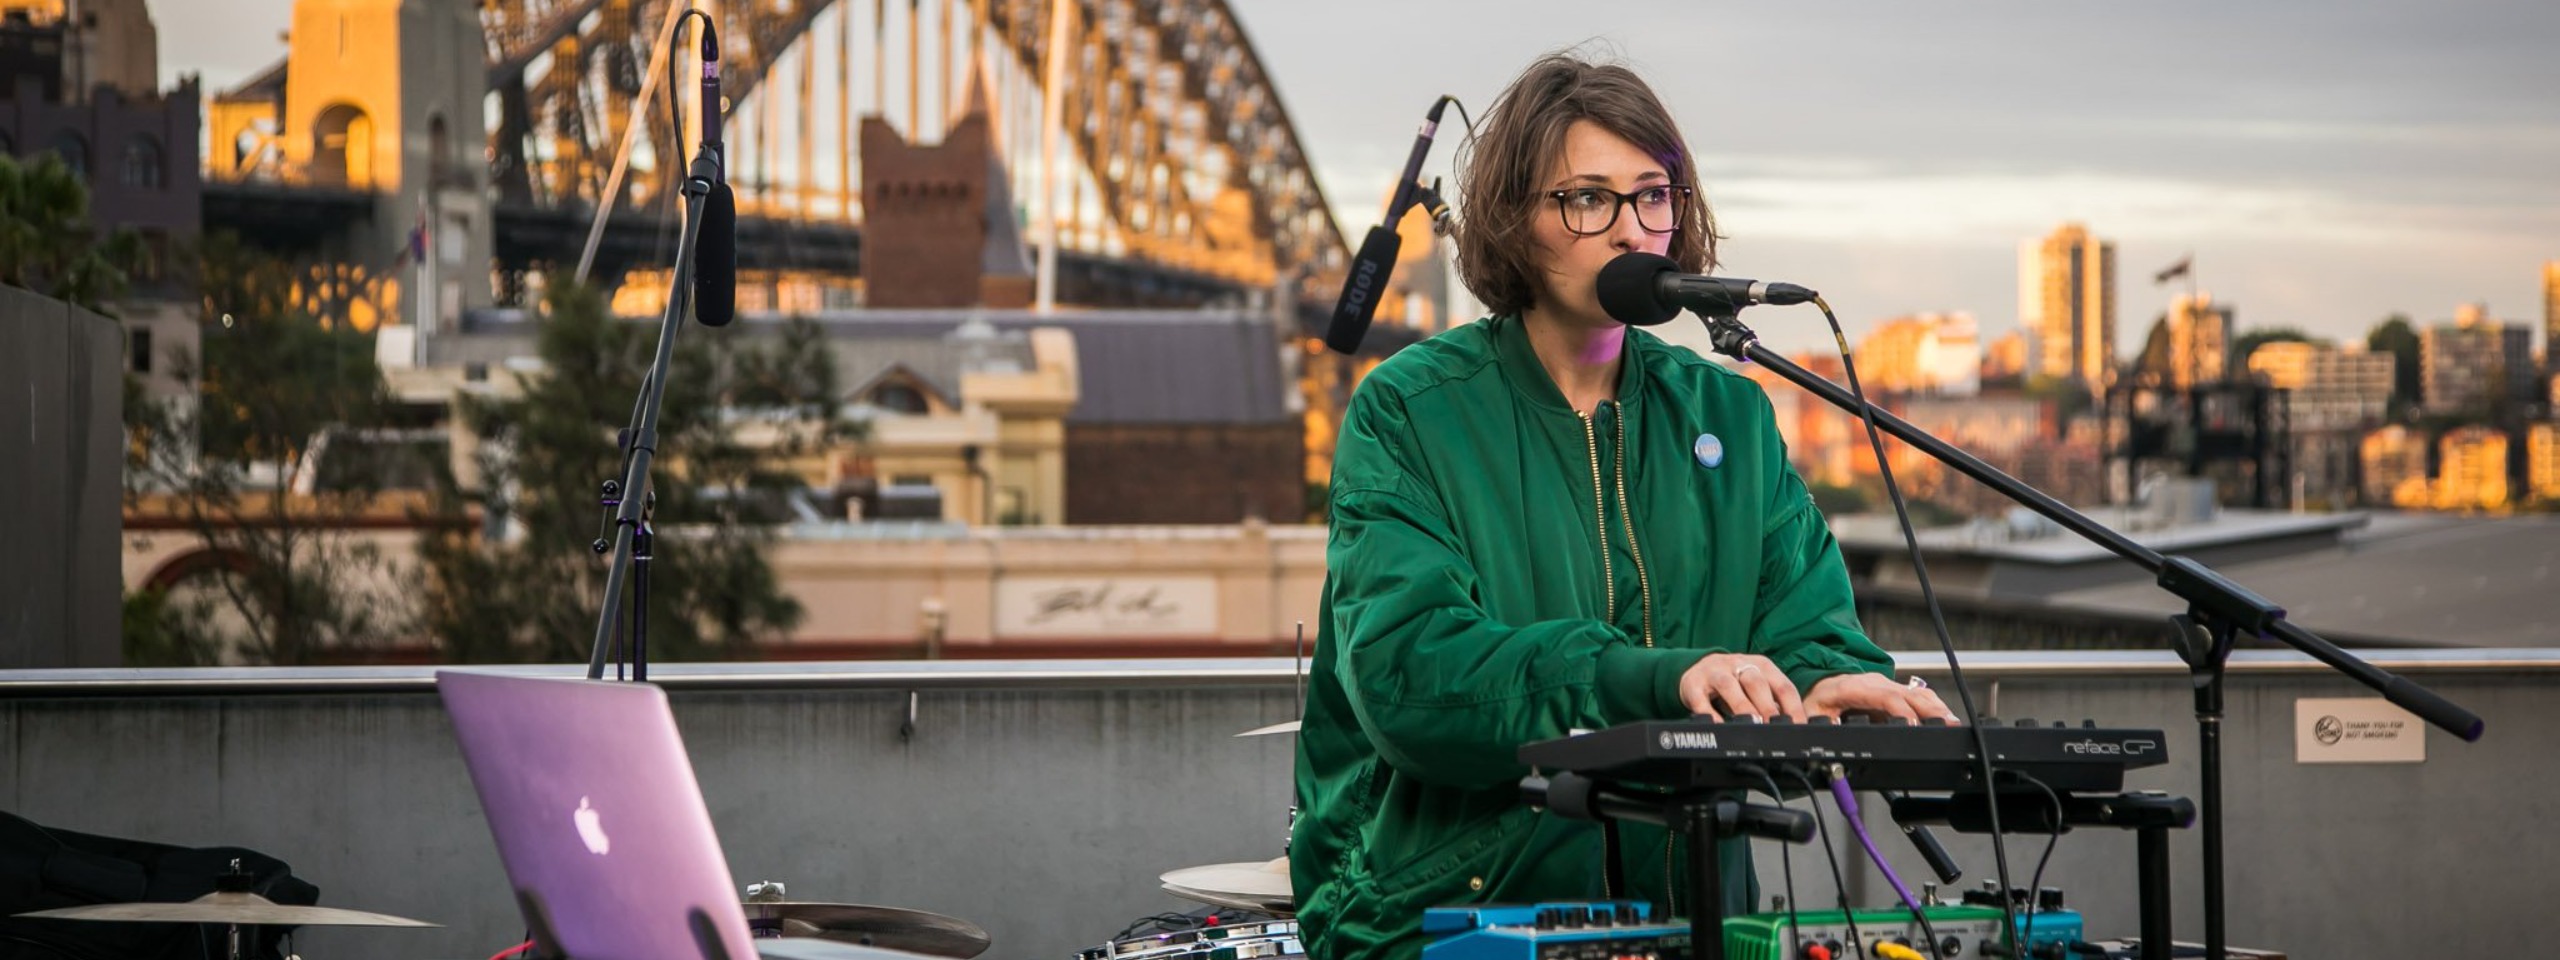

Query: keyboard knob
[
  {"left": 1979, "top": 717, "right": 1997, "bottom": 726},
  {"left": 2083, "top": 719, "right": 2098, "bottom": 729},
  {"left": 1844, "top": 714, "right": 1872, "bottom": 725},
  {"left": 1769, "top": 714, "right": 1796, "bottom": 725},
  {"left": 1810, "top": 715, "right": 1836, "bottom": 725},
  {"left": 1921, "top": 716, "right": 1949, "bottom": 726},
  {"left": 1885, "top": 716, "right": 1912, "bottom": 726},
  {"left": 2014, "top": 718, "right": 2037, "bottom": 727}
]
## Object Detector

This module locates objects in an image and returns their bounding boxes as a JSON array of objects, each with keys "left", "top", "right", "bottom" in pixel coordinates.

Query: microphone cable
[{"left": 1813, "top": 296, "right": 2024, "bottom": 958}]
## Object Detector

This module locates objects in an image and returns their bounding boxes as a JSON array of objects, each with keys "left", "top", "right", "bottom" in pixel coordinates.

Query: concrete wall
[
  {"left": 0, "top": 284, "right": 121, "bottom": 668},
  {"left": 0, "top": 652, "right": 2545, "bottom": 960}
]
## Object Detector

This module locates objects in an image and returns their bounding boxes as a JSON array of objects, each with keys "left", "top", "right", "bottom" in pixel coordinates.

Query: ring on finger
[{"left": 1734, "top": 663, "right": 1761, "bottom": 675}]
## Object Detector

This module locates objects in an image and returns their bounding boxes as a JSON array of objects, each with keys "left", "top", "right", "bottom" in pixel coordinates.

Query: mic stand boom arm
[{"left": 1689, "top": 308, "right": 2483, "bottom": 960}]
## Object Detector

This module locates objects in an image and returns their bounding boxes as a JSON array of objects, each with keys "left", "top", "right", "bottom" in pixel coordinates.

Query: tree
[
  {"left": 2367, "top": 314, "right": 2421, "bottom": 417},
  {"left": 415, "top": 281, "right": 856, "bottom": 663},
  {"left": 2231, "top": 326, "right": 2314, "bottom": 368},
  {"left": 123, "top": 245, "right": 412, "bottom": 664},
  {"left": 2131, "top": 315, "right": 2173, "bottom": 387},
  {"left": 0, "top": 153, "right": 145, "bottom": 310}
]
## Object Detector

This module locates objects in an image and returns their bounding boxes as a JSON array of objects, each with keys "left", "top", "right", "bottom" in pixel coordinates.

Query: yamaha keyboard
[{"left": 1519, "top": 716, "right": 2168, "bottom": 793}]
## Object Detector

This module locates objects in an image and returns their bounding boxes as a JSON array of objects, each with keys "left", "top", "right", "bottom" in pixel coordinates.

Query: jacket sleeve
[
  {"left": 1327, "top": 384, "right": 1701, "bottom": 788},
  {"left": 1745, "top": 394, "right": 1898, "bottom": 694}
]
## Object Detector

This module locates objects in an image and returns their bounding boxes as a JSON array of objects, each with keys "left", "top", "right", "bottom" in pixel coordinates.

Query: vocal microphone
[
  {"left": 1594, "top": 251, "right": 1816, "bottom": 327},
  {"left": 1325, "top": 95, "right": 1457, "bottom": 355},
  {"left": 690, "top": 13, "right": 738, "bottom": 328}
]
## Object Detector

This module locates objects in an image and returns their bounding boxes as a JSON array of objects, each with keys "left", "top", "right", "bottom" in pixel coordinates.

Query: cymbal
[
  {"left": 15, "top": 891, "right": 436, "bottom": 927},
  {"left": 1159, "top": 858, "right": 1293, "bottom": 915},
  {"left": 758, "top": 939, "right": 969, "bottom": 960},
  {"left": 742, "top": 902, "right": 991, "bottom": 959},
  {"left": 1233, "top": 720, "right": 1301, "bottom": 738}
]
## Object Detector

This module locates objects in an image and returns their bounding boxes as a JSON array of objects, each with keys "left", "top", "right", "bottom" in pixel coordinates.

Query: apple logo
[{"left": 573, "top": 796, "right": 610, "bottom": 855}]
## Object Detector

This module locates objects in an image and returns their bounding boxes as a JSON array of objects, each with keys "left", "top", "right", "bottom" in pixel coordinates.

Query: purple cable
[{"left": 1826, "top": 772, "right": 1927, "bottom": 913}]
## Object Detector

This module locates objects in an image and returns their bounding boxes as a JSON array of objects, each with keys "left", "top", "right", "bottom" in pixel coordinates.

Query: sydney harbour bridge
[{"left": 195, "top": 0, "right": 1404, "bottom": 336}]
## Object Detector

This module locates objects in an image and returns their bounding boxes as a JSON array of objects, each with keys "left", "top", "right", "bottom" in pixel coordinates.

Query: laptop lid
[{"left": 438, "top": 671, "right": 759, "bottom": 960}]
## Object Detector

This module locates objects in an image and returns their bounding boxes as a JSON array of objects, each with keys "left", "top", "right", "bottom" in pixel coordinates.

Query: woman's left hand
[{"left": 1803, "top": 673, "right": 1960, "bottom": 723}]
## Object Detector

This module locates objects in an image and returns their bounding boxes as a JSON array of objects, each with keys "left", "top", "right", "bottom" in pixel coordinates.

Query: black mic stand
[
  {"left": 586, "top": 149, "right": 719, "bottom": 682},
  {"left": 1686, "top": 309, "right": 2486, "bottom": 960}
]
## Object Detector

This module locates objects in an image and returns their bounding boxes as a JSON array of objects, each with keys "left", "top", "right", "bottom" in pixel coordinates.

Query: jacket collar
[{"left": 1490, "top": 312, "right": 1648, "bottom": 417}]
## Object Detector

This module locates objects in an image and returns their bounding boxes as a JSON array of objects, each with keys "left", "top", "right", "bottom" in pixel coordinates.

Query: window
[
  {"left": 428, "top": 114, "right": 451, "bottom": 186},
  {"left": 121, "top": 135, "right": 162, "bottom": 189},
  {"left": 49, "top": 131, "right": 85, "bottom": 180},
  {"left": 869, "top": 382, "right": 930, "bottom": 414},
  {"left": 128, "top": 327, "right": 152, "bottom": 374},
  {"left": 311, "top": 104, "right": 372, "bottom": 187}
]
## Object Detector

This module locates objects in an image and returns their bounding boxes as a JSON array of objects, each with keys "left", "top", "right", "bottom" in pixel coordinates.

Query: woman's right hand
[{"left": 1676, "top": 653, "right": 1804, "bottom": 722}]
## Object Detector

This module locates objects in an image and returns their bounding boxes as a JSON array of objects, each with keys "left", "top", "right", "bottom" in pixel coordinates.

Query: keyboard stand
[{"left": 1523, "top": 772, "right": 1815, "bottom": 960}]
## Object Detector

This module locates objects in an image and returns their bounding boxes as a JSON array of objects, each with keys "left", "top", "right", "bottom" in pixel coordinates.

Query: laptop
[{"left": 440, "top": 671, "right": 923, "bottom": 960}]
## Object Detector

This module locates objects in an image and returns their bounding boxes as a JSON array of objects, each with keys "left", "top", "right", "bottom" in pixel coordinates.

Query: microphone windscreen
[
  {"left": 1596, "top": 251, "right": 1681, "bottom": 327},
  {"left": 1324, "top": 226, "right": 1402, "bottom": 354},
  {"left": 694, "top": 182, "right": 738, "bottom": 327}
]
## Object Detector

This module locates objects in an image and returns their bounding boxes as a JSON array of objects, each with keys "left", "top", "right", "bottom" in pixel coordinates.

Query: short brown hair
[{"left": 1454, "top": 54, "right": 1718, "bottom": 316}]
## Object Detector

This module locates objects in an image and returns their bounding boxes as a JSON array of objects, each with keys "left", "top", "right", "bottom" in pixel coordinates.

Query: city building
[
  {"left": 0, "top": 0, "right": 198, "bottom": 406},
  {"left": 2249, "top": 340, "right": 2319, "bottom": 391},
  {"left": 2360, "top": 425, "right": 2428, "bottom": 507},
  {"left": 2543, "top": 260, "right": 2558, "bottom": 378},
  {"left": 2019, "top": 222, "right": 2117, "bottom": 395},
  {"left": 2433, "top": 425, "right": 2509, "bottom": 512},
  {"left": 0, "top": 0, "right": 157, "bottom": 101},
  {"left": 2247, "top": 340, "right": 2392, "bottom": 431},
  {"left": 1981, "top": 329, "right": 2028, "bottom": 386},
  {"left": 2422, "top": 303, "right": 2534, "bottom": 415},
  {"left": 2166, "top": 291, "right": 2231, "bottom": 389},
  {"left": 2527, "top": 422, "right": 2560, "bottom": 505},
  {"left": 1852, "top": 312, "right": 1981, "bottom": 396}
]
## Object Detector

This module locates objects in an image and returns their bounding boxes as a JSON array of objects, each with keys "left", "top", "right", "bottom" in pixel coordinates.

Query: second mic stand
[
  {"left": 1689, "top": 308, "right": 2485, "bottom": 960},
  {"left": 1890, "top": 790, "right": 2194, "bottom": 960},
  {"left": 586, "top": 151, "right": 718, "bottom": 682}
]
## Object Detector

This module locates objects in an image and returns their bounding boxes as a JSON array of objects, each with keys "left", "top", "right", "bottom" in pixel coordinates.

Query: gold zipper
[
  {"left": 1614, "top": 408, "right": 1655, "bottom": 648},
  {"left": 1579, "top": 412, "right": 1615, "bottom": 625}
]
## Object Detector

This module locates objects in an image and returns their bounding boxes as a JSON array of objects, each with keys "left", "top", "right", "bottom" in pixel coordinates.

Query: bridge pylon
[{"left": 212, "top": 0, "right": 496, "bottom": 341}]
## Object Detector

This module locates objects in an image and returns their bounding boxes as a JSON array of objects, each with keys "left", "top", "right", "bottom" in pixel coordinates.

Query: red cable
[{"left": 488, "top": 940, "right": 537, "bottom": 960}]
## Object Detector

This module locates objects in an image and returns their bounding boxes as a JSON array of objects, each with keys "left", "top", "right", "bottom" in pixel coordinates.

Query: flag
[
  {"left": 409, "top": 200, "right": 430, "bottom": 262},
  {"left": 2153, "top": 255, "right": 2191, "bottom": 285}
]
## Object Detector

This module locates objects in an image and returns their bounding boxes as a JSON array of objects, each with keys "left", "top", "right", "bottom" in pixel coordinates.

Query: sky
[{"left": 156, "top": 0, "right": 2560, "bottom": 357}]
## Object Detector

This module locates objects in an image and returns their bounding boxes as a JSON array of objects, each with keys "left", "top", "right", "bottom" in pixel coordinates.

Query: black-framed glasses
[{"left": 1545, "top": 184, "right": 1692, "bottom": 236}]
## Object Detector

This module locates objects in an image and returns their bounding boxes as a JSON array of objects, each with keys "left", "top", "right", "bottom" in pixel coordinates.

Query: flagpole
[{"left": 416, "top": 196, "right": 433, "bottom": 368}]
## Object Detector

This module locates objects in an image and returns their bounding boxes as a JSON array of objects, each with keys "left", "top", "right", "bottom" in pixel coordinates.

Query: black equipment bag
[{"left": 0, "top": 812, "right": 319, "bottom": 960}]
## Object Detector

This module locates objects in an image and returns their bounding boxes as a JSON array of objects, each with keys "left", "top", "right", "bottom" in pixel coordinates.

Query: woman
[{"left": 1290, "top": 53, "right": 1957, "bottom": 960}]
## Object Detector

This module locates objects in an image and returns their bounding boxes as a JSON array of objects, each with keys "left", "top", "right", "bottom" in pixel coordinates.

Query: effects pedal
[{"left": 1422, "top": 901, "right": 1686, "bottom": 960}]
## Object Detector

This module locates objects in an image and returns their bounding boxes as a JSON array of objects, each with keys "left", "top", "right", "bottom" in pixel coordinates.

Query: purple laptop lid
[{"left": 438, "top": 671, "right": 759, "bottom": 960}]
